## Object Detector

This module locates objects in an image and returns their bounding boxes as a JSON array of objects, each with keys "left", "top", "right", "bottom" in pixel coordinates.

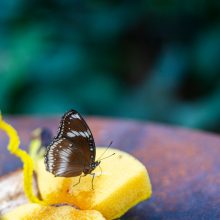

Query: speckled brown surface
[
  {"left": 0, "top": 169, "right": 28, "bottom": 215},
  {"left": 0, "top": 116, "right": 220, "bottom": 219}
]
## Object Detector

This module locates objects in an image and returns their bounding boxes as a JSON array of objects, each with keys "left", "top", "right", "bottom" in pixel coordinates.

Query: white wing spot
[
  {"left": 70, "top": 114, "right": 80, "bottom": 120},
  {"left": 84, "top": 131, "right": 89, "bottom": 138},
  {"left": 72, "top": 130, "right": 79, "bottom": 136},
  {"left": 67, "top": 132, "right": 76, "bottom": 138},
  {"left": 79, "top": 131, "right": 86, "bottom": 137}
]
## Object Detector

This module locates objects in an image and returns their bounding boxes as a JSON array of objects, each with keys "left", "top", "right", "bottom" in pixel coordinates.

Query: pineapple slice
[
  {"left": 2, "top": 204, "right": 105, "bottom": 220},
  {"left": 36, "top": 148, "right": 152, "bottom": 219}
]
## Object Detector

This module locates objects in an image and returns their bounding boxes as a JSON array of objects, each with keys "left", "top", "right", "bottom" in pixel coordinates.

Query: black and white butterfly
[{"left": 44, "top": 109, "right": 101, "bottom": 186}]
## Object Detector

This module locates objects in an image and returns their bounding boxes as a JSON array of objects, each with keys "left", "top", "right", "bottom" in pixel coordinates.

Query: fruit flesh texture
[
  {"left": 2, "top": 203, "right": 106, "bottom": 220},
  {"left": 36, "top": 148, "right": 152, "bottom": 219}
]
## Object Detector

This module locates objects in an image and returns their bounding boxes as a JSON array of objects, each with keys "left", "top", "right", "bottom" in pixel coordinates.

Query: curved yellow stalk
[{"left": 0, "top": 114, "right": 46, "bottom": 205}]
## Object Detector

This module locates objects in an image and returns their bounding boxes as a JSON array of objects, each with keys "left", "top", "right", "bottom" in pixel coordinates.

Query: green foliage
[{"left": 0, "top": 0, "right": 220, "bottom": 132}]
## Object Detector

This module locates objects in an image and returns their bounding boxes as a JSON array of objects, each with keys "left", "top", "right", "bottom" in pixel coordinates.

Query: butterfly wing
[
  {"left": 45, "top": 138, "right": 85, "bottom": 177},
  {"left": 56, "top": 109, "right": 96, "bottom": 166}
]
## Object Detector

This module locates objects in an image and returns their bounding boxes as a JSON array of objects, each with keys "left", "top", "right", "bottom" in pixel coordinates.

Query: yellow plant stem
[{"left": 0, "top": 114, "right": 46, "bottom": 205}]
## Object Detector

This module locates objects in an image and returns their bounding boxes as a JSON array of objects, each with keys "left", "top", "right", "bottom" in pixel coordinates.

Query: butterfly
[{"left": 44, "top": 109, "right": 101, "bottom": 188}]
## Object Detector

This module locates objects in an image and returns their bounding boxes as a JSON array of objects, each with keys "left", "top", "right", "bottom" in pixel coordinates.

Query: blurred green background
[{"left": 1, "top": 1, "right": 220, "bottom": 132}]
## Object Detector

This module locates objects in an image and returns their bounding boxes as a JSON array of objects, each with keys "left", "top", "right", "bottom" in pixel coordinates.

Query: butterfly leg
[
  {"left": 98, "top": 164, "right": 103, "bottom": 176},
  {"left": 72, "top": 175, "right": 83, "bottom": 187},
  {"left": 90, "top": 173, "right": 96, "bottom": 190}
]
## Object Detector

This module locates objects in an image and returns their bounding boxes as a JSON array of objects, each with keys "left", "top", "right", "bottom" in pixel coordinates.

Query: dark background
[{"left": 1, "top": 1, "right": 220, "bottom": 132}]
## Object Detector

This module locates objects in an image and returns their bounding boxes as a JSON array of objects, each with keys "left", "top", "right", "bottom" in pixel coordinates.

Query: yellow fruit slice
[
  {"left": 2, "top": 203, "right": 105, "bottom": 220},
  {"left": 36, "top": 148, "right": 152, "bottom": 219}
]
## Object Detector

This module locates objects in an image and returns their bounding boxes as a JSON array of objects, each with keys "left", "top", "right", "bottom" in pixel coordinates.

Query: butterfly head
[{"left": 84, "top": 161, "right": 101, "bottom": 174}]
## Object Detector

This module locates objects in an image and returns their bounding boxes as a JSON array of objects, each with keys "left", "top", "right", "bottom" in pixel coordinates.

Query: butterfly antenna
[
  {"left": 99, "top": 153, "right": 115, "bottom": 161},
  {"left": 97, "top": 141, "right": 113, "bottom": 161}
]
